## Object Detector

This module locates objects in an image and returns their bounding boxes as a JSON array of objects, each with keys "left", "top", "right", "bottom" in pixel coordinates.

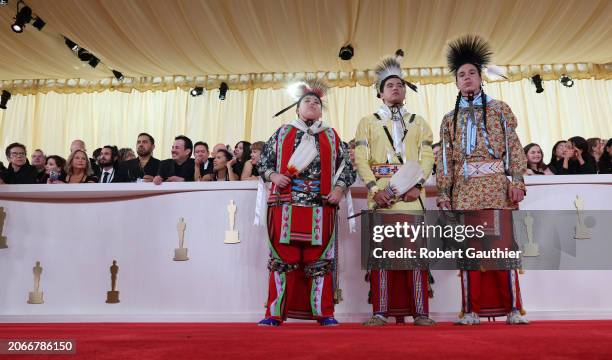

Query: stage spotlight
[
  {"left": 112, "top": 70, "right": 124, "bottom": 81},
  {"left": 65, "top": 37, "right": 79, "bottom": 52},
  {"left": 219, "top": 82, "right": 228, "bottom": 100},
  {"left": 11, "top": 3, "right": 32, "bottom": 33},
  {"left": 190, "top": 87, "right": 203, "bottom": 97},
  {"left": 531, "top": 74, "right": 544, "bottom": 93},
  {"left": 560, "top": 75, "right": 574, "bottom": 88},
  {"left": 338, "top": 44, "right": 354, "bottom": 61},
  {"left": 32, "top": 16, "right": 45, "bottom": 31},
  {"left": 88, "top": 56, "right": 100, "bottom": 68},
  {"left": 0, "top": 90, "right": 12, "bottom": 110},
  {"left": 77, "top": 48, "right": 94, "bottom": 61}
]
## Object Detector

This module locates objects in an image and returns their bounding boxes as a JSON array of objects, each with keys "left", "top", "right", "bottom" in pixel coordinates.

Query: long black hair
[
  {"left": 213, "top": 149, "right": 233, "bottom": 181},
  {"left": 568, "top": 136, "right": 595, "bottom": 164},
  {"left": 598, "top": 138, "right": 612, "bottom": 169},
  {"left": 549, "top": 140, "right": 566, "bottom": 164},
  {"left": 234, "top": 141, "right": 251, "bottom": 164},
  {"left": 216, "top": 149, "right": 233, "bottom": 162}
]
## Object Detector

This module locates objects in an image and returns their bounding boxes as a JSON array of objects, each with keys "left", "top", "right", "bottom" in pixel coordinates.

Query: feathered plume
[
  {"left": 484, "top": 64, "right": 508, "bottom": 80},
  {"left": 274, "top": 77, "right": 329, "bottom": 117},
  {"left": 287, "top": 77, "right": 329, "bottom": 102},
  {"left": 394, "top": 49, "right": 405, "bottom": 62},
  {"left": 375, "top": 57, "right": 403, "bottom": 89},
  {"left": 375, "top": 50, "right": 417, "bottom": 93},
  {"left": 446, "top": 34, "right": 492, "bottom": 74}
]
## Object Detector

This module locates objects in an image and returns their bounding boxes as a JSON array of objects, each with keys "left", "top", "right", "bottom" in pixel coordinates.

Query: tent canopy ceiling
[{"left": 0, "top": 0, "right": 611, "bottom": 81}]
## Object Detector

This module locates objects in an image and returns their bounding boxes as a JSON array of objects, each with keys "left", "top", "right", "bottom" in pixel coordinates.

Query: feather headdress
[
  {"left": 274, "top": 77, "right": 329, "bottom": 117},
  {"left": 375, "top": 49, "right": 417, "bottom": 94},
  {"left": 446, "top": 35, "right": 492, "bottom": 75}
]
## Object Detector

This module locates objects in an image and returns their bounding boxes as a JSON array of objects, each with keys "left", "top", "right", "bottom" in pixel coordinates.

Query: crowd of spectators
[
  {"left": 1, "top": 134, "right": 610, "bottom": 186},
  {"left": 0, "top": 134, "right": 267, "bottom": 185},
  {"left": 523, "top": 137, "right": 610, "bottom": 176}
]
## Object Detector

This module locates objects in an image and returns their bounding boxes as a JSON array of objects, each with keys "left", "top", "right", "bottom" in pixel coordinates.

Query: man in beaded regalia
[
  {"left": 436, "top": 35, "right": 529, "bottom": 325},
  {"left": 257, "top": 78, "right": 355, "bottom": 326},
  {"left": 354, "top": 51, "right": 436, "bottom": 326}
]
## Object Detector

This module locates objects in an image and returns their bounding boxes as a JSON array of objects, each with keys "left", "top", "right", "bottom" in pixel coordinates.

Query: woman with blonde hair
[{"left": 62, "top": 149, "right": 98, "bottom": 183}]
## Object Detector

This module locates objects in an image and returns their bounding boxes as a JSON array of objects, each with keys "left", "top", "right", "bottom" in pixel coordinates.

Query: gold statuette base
[
  {"left": 27, "top": 291, "right": 44, "bottom": 304},
  {"left": 224, "top": 230, "right": 239, "bottom": 244},
  {"left": 106, "top": 291, "right": 120, "bottom": 304},
  {"left": 522, "top": 243, "right": 540, "bottom": 257},
  {"left": 173, "top": 248, "right": 189, "bottom": 261}
]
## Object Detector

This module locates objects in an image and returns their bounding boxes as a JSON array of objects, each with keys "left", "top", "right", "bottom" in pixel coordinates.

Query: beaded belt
[
  {"left": 462, "top": 160, "right": 505, "bottom": 178},
  {"left": 370, "top": 164, "right": 401, "bottom": 178},
  {"left": 268, "top": 179, "right": 322, "bottom": 205},
  {"left": 291, "top": 179, "right": 320, "bottom": 193}
]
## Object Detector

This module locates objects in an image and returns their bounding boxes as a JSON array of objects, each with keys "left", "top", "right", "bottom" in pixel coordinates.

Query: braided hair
[
  {"left": 451, "top": 91, "right": 461, "bottom": 143},
  {"left": 451, "top": 87, "right": 488, "bottom": 143},
  {"left": 481, "top": 88, "right": 487, "bottom": 129}
]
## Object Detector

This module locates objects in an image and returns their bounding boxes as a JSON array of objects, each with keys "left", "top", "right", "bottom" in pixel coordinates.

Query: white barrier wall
[{"left": 1, "top": 176, "right": 611, "bottom": 323}]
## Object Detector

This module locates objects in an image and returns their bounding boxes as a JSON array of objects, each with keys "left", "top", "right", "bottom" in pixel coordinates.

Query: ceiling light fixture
[
  {"left": 31, "top": 16, "right": 45, "bottom": 30},
  {"left": 64, "top": 37, "right": 79, "bottom": 52},
  {"left": 190, "top": 87, "right": 204, "bottom": 97},
  {"left": 531, "top": 74, "right": 544, "bottom": 93},
  {"left": 338, "top": 44, "right": 354, "bottom": 61},
  {"left": 219, "top": 82, "right": 228, "bottom": 100},
  {"left": 112, "top": 70, "right": 124, "bottom": 81},
  {"left": 560, "top": 75, "right": 574, "bottom": 88},
  {"left": 77, "top": 48, "right": 94, "bottom": 61},
  {"left": 88, "top": 56, "right": 100, "bottom": 68},
  {"left": 0, "top": 90, "right": 12, "bottom": 110},
  {"left": 11, "top": 2, "right": 31, "bottom": 33}
]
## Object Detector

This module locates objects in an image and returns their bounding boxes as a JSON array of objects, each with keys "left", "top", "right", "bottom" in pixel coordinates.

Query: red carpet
[{"left": 1, "top": 321, "right": 612, "bottom": 359}]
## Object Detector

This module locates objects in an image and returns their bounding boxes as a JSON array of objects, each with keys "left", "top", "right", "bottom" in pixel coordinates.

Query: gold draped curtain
[
  {"left": 0, "top": 63, "right": 611, "bottom": 95},
  {"left": 1, "top": 78, "right": 610, "bottom": 162},
  {"left": 1, "top": 0, "right": 611, "bottom": 82}
]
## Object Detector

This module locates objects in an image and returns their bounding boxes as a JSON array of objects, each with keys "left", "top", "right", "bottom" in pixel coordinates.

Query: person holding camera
[{"left": 42, "top": 155, "right": 67, "bottom": 184}]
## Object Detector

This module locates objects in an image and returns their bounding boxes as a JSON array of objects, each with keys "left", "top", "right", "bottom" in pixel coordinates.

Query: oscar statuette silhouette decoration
[
  {"left": 574, "top": 195, "right": 590, "bottom": 240},
  {"left": 522, "top": 211, "right": 539, "bottom": 257},
  {"left": 106, "top": 260, "right": 120, "bottom": 304},
  {"left": 224, "top": 200, "right": 239, "bottom": 244},
  {"left": 0, "top": 207, "right": 7, "bottom": 249},
  {"left": 173, "top": 217, "right": 189, "bottom": 261},
  {"left": 27, "top": 261, "right": 44, "bottom": 304}
]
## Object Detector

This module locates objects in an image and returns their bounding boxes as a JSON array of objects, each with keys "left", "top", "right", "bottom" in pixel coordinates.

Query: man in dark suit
[
  {"left": 153, "top": 135, "right": 195, "bottom": 184},
  {"left": 0, "top": 143, "right": 38, "bottom": 184},
  {"left": 98, "top": 145, "right": 119, "bottom": 183},
  {"left": 114, "top": 133, "right": 160, "bottom": 183}
]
